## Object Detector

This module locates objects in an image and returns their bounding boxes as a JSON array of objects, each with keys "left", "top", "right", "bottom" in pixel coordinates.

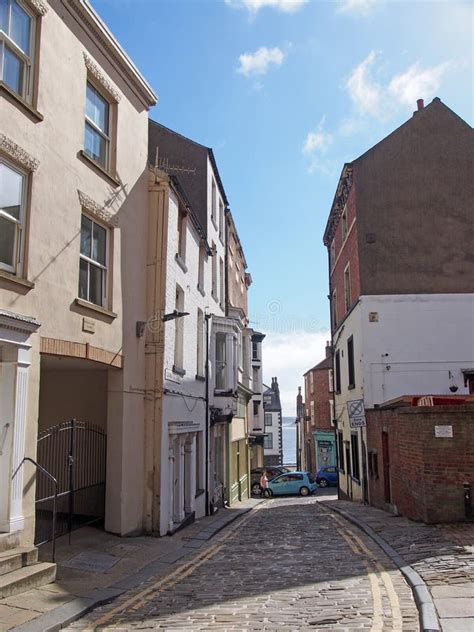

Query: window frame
[
  {"left": 264, "top": 412, "right": 272, "bottom": 427},
  {"left": 335, "top": 349, "right": 341, "bottom": 394},
  {"left": 347, "top": 335, "right": 355, "bottom": 389},
  {"left": 350, "top": 432, "right": 360, "bottom": 481},
  {"left": 215, "top": 331, "right": 227, "bottom": 391},
  {"left": 196, "top": 308, "right": 204, "bottom": 378},
  {"left": 344, "top": 262, "right": 352, "bottom": 313},
  {"left": 177, "top": 206, "right": 187, "bottom": 263},
  {"left": 337, "top": 431, "right": 344, "bottom": 471},
  {"left": 263, "top": 433, "right": 273, "bottom": 450},
  {"left": 330, "top": 239, "right": 336, "bottom": 269},
  {"left": 0, "top": 157, "right": 27, "bottom": 275},
  {"left": 173, "top": 284, "right": 185, "bottom": 373},
  {"left": 0, "top": 0, "right": 36, "bottom": 103},
  {"left": 211, "top": 178, "right": 217, "bottom": 227},
  {"left": 78, "top": 213, "right": 109, "bottom": 308},
  {"left": 331, "top": 288, "right": 337, "bottom": 330},
  {"left": 84, "top": 80, "right": 112, "bottom": 172}
]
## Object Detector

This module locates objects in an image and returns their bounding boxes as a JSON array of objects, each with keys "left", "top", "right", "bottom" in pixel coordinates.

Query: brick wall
[
  {"left": 367, "top": 406, "right": 474, "bottom": 523},
  {"left": 330, "top": 186, "right": 361, "bottom": 331}
]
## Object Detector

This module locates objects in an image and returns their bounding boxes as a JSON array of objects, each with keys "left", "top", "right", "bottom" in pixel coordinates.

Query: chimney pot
[{"left": 417, "top": 98, "right": 424, "bottom": 111}]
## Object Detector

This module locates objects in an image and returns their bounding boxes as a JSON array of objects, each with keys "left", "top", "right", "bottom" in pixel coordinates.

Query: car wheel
[
  {"left": 251, "top": 483, "right": 262, "bottom": 496},
  {"left": 319, "top": 478, "right": 329, "bottom": 488},
  {"left": 263, "top": 489, "right": 272, "bottom": 498},
  {"left": 299, "top": 486, "right": 310, "bottom": 496}
]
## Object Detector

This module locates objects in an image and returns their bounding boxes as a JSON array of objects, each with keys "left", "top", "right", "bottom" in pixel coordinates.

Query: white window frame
[
  {"left": 177, "top": 207, "right": 187, "bottom": 262},
  {"left": 79, "top": 213, "right": 109, "bottom": 308},
  {"left": 219, "top": 198, "right": 224, "bottom": 241},
  {"left": 264, "top": 413, "right": 272, "bottom": 427},
  {"left": 215, "top": 332, "right": 227, "bottom": 391},
  {"left": 219, "top": 256, "right": 224, "bottom": 307},
  {"left": 84, "top": 80, "right": 111, "bottom": 171},
  {"left": 174, "top": 284, "right": 185, "bottom": 371},
  {"left": 0, "top": 0, "right": 35, "bottom": 102},
  {"left": 344, "top": 262, "right": 351, "bottom": 313},
  {"left": 309, "top": 371, "right": 314, "bottom": 394},
  {"left": 330, "top": 239, "right": 336, "bottom": 269},
  {"left": 0, "top": 158, "right": 27, "bottom": 274},
  {"left": 198, "top": 244, "right": 205, "bottom": 292},
  {"left": 211, "top": 243, "right": 217, "bottom": 299},
  {"left": 263, "top": 433, "right": 273, "bottom": 450},
  {"left": 196, "top": 308, "right": 204, "bottom": 378},
  {"left": 310, "top": 401, "right": 315, "bottom": 423},
  {"left": 332, "top": 288, "right": 337, "bottom": 329}
]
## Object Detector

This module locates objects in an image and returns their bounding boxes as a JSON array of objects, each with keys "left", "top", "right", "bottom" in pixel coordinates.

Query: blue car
[
  {"left": 316, "top": 466, "right": 338, "bottom": 488},
  {"left": 265, "top": 471, "right": 317, "bottom": 497}
]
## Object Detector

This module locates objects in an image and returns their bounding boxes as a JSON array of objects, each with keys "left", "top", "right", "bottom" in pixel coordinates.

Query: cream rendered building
[{"left": 0, "top": 0, "right": 156, "bottom": 571}]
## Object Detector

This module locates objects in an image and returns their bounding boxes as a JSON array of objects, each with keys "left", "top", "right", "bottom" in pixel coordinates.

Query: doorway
[{"left": 382, "top": 432, "right": 391, "bottom": 504}]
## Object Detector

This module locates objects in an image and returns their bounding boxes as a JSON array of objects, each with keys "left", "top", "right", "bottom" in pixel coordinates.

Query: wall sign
[
  {"left": 347, "top": 399, "right": 366, "bottom": 428},
  {"left": 435, "top": 425, "right": 453, "bottom": 438}
]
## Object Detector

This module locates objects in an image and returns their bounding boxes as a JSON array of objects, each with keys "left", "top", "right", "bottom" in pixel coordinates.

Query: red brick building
[
  {"left": 302, "top": 343, "right": 335, "bottom": 474},
  {"left": 367, "top": 397, "right": 474, "bottom": 523}
]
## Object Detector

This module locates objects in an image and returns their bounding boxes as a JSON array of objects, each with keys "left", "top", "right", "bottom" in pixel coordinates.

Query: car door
[
  {"left": 270, "top": 474, "right": 287, "bottom": 495},
  {"left": 286, "top": 473, "right": 304, "bottom": 494},
  {"left": 326, "top": 467, "right": 338, "bottom": 485}
]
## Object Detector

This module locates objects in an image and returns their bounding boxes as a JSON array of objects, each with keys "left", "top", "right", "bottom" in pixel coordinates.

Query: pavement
[
  {"left": 323, "top": 498, "right": 474, "bottom": 632},
  {"left": 1, "top": 498, "right": 262, "bottom": 632},
  {"left": 3, "top": 492, "right": 473, "bottom": 631},
  {"left": 65, "top": 494, "right": 420, "bottom": 630}
]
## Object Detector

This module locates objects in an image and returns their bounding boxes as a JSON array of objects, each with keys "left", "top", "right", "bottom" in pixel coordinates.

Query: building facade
[
  {"left": 302, "top": 342, "right": 335, "bottom": 474},
  {"left": 263, "top": 378, "right": 283, "bottom": 466},
  {"left": 0, "top": 0, "right": 156, "bottom": 572},
  {"left": 248, "top": 330, "right": 265, "bottom": 469},
  {"left": 323, "top": 97, "right": 474, "bottom": 504}
]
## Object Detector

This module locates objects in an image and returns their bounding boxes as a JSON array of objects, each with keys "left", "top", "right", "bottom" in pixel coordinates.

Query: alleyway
[{"left": 66, "top": 497, "right": 419, "bottom": 631}]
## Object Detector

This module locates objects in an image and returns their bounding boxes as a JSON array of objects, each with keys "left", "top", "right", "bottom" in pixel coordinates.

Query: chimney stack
[
  {"left": 417, "top": 98, "right": 424, "bottom": 111},
  {"left": 325, "top": 340, "right": 332, "bottom": 359}
]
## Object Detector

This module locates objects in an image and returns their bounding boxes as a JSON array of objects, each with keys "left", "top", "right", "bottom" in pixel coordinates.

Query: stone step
[
  {"left": 0, "top": 562, "right": 56, "bottom": 599},
  {"left": 0, "top": 531, "right": 20, "bottom": 553},
  {"left": 0, "top": 547, "right": 38, "bottom": 577}
]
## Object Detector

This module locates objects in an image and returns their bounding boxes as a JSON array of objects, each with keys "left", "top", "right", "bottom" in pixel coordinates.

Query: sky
[{"left": 92, "top": 0, "right": 473, "bottom": 415}]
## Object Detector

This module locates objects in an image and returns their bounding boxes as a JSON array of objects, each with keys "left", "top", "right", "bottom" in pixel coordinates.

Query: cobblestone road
[{"left": 66, "top": 497, "right": 419, "bottom": 631}]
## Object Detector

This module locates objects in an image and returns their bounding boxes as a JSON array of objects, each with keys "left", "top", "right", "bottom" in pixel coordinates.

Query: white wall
[{"left": 360, "top": 294, "right": 474, "bottom": 406}]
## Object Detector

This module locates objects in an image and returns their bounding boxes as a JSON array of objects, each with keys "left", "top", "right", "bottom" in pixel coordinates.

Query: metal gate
[{"left": 35, "top": 419, "right": 107, "bottom": 546}]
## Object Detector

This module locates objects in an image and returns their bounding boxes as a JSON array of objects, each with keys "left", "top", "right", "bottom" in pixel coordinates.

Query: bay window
[
  {"left": 84, "top": 82, "right": 110, "bottom": 170},
  {"left": 215, "top": 332, "right": 226, "bottom": 390},
  {"left": 0, "top": 0, "right": 34, "bottom": 101},
  {"left": 0, "top": 159, "right": 26, "bottom": 274},
  {"left": 79, "top": 214, "right": 108, "bottom": 307}
]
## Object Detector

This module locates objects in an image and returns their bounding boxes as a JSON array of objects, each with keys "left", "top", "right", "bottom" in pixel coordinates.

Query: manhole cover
[{"left": 62, "top": 552, "right": 120, "bottom": 572}]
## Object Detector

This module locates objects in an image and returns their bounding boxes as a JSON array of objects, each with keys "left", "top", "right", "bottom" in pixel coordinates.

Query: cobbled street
[{"left": 66, "top": 497, "right": 419, "bottom": 631}]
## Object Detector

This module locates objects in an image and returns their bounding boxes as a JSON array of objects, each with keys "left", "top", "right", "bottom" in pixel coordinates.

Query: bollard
[{"left": 463, "top": 482, "right": 472, "bottom": 520}]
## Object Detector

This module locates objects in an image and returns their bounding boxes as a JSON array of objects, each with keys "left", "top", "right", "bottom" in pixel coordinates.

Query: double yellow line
[
  {"left": 92, "top": 507, "right": 261, "bottom": 629},
  {"left": 321, "top": 507, "right": 402, "bottom": 632}
]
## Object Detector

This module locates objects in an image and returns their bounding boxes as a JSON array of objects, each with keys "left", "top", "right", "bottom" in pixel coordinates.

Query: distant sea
[{"left": 282, "top": 416, "right": 296, "bottom": 465}]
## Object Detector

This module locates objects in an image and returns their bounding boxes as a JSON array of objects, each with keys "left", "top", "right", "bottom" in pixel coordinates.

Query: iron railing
[{"left": 12, "top": 457, "right": 57, "bottom": 562}]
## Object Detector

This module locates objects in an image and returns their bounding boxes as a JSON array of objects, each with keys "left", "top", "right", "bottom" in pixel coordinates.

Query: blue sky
[{"left": 93, "top": 0, "right": 473, "bottom": 414}]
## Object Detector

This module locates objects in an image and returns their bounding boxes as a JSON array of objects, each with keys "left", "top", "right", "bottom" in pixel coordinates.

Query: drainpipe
[
  {"left": 327, "top": 244, "right": 341, "bottom": 501},
  {"left": 205, "top": 313, "right": 211, "bottom": 516}
]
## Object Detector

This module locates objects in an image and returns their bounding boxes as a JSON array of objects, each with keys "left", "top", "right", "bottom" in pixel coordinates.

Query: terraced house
[{"left": 0, "top": 0, "right": 156, "bottom": 593}]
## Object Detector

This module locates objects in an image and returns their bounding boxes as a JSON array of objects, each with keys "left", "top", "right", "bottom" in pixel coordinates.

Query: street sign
[{"left": 347, "top": 399, "right": 366, "bottom": 428}]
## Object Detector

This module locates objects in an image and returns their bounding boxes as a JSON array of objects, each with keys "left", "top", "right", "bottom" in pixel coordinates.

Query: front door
[
  {"left": 382, "top": 432, "right": 391, "bottom": 504},
  {"left": 0, "top": 362, "right": 16, "bottom": 532},
  {"left": 345, "top": 443, "right": 351, "bottom": 499}
]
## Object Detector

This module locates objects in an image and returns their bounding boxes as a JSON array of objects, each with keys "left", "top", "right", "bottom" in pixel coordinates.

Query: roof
[
  {"left": 68, "top": 1, "right": 157, "bottom": 107},
  {"left": 303, "top": 355, "right": 332, "bottom": 376},
  {"left": 169, "top": 175, "right": 211, "bottom": 254},
  {"left": 322, "top": 98, "right": 472, "bottom": 247}
]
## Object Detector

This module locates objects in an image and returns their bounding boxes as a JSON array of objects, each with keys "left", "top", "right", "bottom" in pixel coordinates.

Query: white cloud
[
  {"left": 337, "top": 0, "right": 378, "bottom": 16},
  {"left": 263, "top": 329, "right": 330, "bottom": 417},
  {"left": 237, "top": 46, "right": 285, "bottom": 77},
  {"left": 388, "top": 62, "right": 451, "bottom": 106},
  {"left": 303, "top": 122, "right": 333, "bottom": 155},
  {"left": 225, "top": 0, "right": 308, "bottom": 16},
  {"left": 345, "top": 50, "right": 382, "bottom": 116},
  {"left": 302, "top": 117, "right": 334, "bottom": 173}
]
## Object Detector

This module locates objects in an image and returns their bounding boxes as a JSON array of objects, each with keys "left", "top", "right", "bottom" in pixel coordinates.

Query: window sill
[
  {"left": 175, "top": 253, "right": 187, "bottom": 273},
  {"left": 74, "top": 298, "right": 117, "bottom": 320},
  {"left": 1, "top": 82, "right": 43, "bottom": 122},
  {"left": 0, "top": 270, "right": 35, "bottom": 291},
  {"left": 351, "top": 476, "right": 361, "bottom": 485},
  {"left": 219, "top": 234, "right": 225, "bottom": 247},
  {"left": 78, "top": 150, "right": 120, "bottom": 188},
  {"left": 197, "top": 284, "right": 205, "bottom": 297},
  {"left": 211, "top": 217, "right": 218, "bottom": 232},
  {"left": 348, "top": 384, "right": 356, "bottom": 390},
  {"left": 214, "top": 388, "right": 234, "bottom": 396},
  {"left": 173, "top": 365, "right": 186, "bottom": 377},
  {"left": 211, "top": 291, "right": 219, "bottom": 303},
  {"left": 195, "top": 489, "right": 205, "bottom": 499},
  {"left": 195, "top": 374, "right": 206, "bottom": 382}
]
